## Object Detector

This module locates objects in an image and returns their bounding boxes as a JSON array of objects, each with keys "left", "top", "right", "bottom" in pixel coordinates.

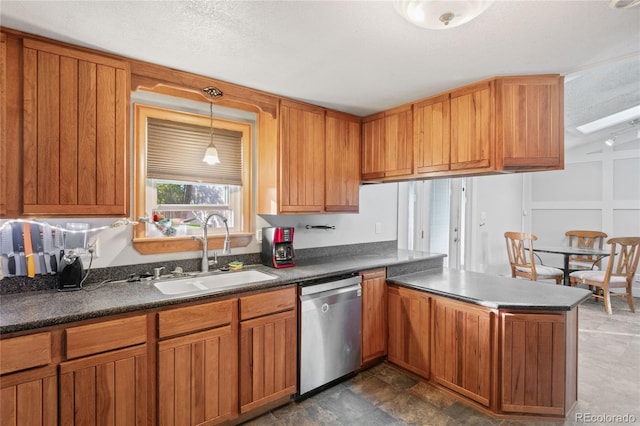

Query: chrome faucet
[{"left": 195, "top": 212, "right": 231, "bottom": 273}]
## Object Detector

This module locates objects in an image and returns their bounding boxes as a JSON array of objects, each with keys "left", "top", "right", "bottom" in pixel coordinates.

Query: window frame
[{"left": 133, "top": 103, "right": 253, "bottom": 254}]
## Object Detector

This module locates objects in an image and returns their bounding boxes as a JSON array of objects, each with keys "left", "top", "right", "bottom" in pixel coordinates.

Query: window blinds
[{"left": 147, "top": 117, "right": 243, "bottom": 186}]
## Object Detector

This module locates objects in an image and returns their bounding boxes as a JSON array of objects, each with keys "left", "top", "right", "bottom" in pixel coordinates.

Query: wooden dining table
[{"left": 532, "top": 245, "right": 611, "bottom": 286}]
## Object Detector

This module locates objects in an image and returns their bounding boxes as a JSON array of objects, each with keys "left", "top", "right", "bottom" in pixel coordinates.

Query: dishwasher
[{"left": 298, "top": 274, "right": 362, "bottom": 396}]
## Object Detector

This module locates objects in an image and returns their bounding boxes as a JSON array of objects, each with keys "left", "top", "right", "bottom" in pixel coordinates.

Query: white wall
[
  {"left": 258, "top": 183, "right": 398, "bottom": 250},
  {"left": 526, "top": 138, "right": 640, "bottom": 290},
  {"left": 526, "top": 141, "right": 640, "bottom": 241}
]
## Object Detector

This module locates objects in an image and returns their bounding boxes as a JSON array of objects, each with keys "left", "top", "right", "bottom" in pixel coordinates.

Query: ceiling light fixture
[
  {"left": 393, "top": 0, "right": 494, "bottom": 29},
  {"left": 609, "top": 0, "right": 640, "bottom": 9},
  {"left": 603, "top": 118, "right": 640, "bottom": 146},
  {"left": 576, "top": 105, "right": 640, "bottom": 134},
  {"left": 202, "top": 86, "right": 223, "bottom": 165}
]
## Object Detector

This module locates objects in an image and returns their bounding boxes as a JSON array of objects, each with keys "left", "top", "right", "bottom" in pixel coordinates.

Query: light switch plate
[{"left": 256, "top": 228, "right": 262, "bottom": 243}]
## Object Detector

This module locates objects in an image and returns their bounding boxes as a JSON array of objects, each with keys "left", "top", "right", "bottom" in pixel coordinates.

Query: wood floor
[{"left": 243, "top": 296, "right": 640, "bottom": 426}]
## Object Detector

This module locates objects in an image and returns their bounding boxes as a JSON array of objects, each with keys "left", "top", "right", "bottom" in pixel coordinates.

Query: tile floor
[{"left": 243, "top": 295, "right": 640, "bottom": 425}]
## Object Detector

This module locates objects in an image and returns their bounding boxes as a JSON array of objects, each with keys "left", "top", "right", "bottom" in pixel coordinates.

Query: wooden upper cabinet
[
  {"left": 258, "top": 101, "right": 361, "bottom": 215},
  {"left": 361, "top": 112, "right": 385, "bottom": 180},
  {"left": 22, "top": 38, "right": 129, "bottom": 216},
  {"left": 414, "top": 93, "right": 451, "bottom": 174},
  {"left": 279, "top": 99, "right": 325, "bottom": 213},
  {"left": 413, "top": 75, "right": 563, "bottom": 178},
  {"left": 495, "top": 75, "right": 564, "bottom": 170},
  {"left": 1, "top": 33, "right": 6, "bottom": 217},
  {"left": 325, "top": 110, "right": 360, "bottom": 212},
  {"left": 450, "top": 80, "right": 494, "bottom": 172},
  {"left": 362, "top": 105, "right": 413, "bottom": 181},
  {"left": 384, "top": 105, "right": 413, "bottom": 177}
]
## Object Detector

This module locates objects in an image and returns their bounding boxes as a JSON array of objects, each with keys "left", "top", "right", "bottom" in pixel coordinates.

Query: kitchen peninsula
[
  {"left": 0, "top": 250, "right": 591, "bottom": 423},
  {"left": 387, "top": 268, "right": 592, "bottom": 419}
]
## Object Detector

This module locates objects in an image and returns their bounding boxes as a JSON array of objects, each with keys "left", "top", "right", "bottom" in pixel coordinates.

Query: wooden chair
[
  {"left": 572, "top": 237, "right": 640, "bottom": 315},
  {"left": 504, "top": 232, "right": 563, "bottom": 284},
  {"left": 565, "top": 230, "right": 608, "bottom": 271}
]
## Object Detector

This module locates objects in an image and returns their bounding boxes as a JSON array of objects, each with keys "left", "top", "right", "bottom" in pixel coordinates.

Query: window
[{"left": 133, "top": 103, "right": 253, "bottom": 254}]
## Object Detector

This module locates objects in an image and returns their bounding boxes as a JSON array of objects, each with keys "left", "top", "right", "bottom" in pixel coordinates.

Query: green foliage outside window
[{"left": 156, "top": 183, "right": 226, "bottom": 205}]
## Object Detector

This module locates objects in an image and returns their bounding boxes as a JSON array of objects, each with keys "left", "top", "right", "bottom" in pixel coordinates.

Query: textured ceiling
[{"left": 1, "top": 0, "right": 639, "bottom": 150}]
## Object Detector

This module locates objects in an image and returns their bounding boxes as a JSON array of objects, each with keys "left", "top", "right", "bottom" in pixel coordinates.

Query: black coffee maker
[
  {"left": 261, "top": 227, "right": 295, "bottom": 268},
  {"left": 58, "top": 251, "right": 84, "bottom": 291}
]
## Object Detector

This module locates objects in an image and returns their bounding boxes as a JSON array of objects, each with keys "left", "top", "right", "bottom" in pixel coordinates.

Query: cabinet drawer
[
  {"left": 0, "top": 332, "right": 52, "bottom": 375},
  {"left": 65, "top": 315, "right": 147, "bottom": 359},
  {"left": 158, "top": 298, "right": 235, "bottom": 339},
  {"left": 240, "top": 286, "right": 296, "bottom": 321}
]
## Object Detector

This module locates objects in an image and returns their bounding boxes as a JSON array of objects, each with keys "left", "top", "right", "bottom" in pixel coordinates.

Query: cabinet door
[
  {"left": 384, "top": 105, "right": 413, "bottom": 177},
  {"left": 59, "top": 345, "right": 147, "bottom": 425},
  {"left": 361, "top": 113, "right": 385, "bottom": 180},
  {"left": 1, "top": 366, "right": 57, "bottom": 426},
  {"left": 414, "top": 94, "right": 450, "bottom": 174},
  {"left": 1, "top": 33, "right": 6, "bottom": 216},
  {"left": 22, "top": 38, "right": 129, "bottom": 216},
  {"left": 450, "top": 81, "right": 493, "bottom": 172},
  {"left": 1, "top": 32, "right": 21, "bottom": 217},
  {"left": 501, "top": 311, "right": 568, "bottom": 416},
  {"left": 387, "top": 285, "right": 430, "bottom": 378},
  {"left": 158, "top": 326, "right": 237, "bottom": 425},
  {"left": 239, "top": 309, "right": 297, "bottom": 413},
  {"left": 325, "top": 110, "right": 360, "bottom": 212},
  {"left": 496, "top": 76, "right": 563, "bottom": 170},
  {"left": 432, "top": 297, "right": 493, "bottom": 407},
  {"left": 361, "top": 269, "right": 387, "bottom": 364},
  {"left": 279, "top": 99, "right": 325, "bottom": 213}
]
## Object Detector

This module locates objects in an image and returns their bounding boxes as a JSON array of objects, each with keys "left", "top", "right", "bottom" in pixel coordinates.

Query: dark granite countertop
[
  {"left": 387, "top": 268, "right": 592, "bottom": 311},
  {"left": 0, "top": 249, "right": 444, "bottom": 334}
]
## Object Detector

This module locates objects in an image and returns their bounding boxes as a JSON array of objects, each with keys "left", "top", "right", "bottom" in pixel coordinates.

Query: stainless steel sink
[{"left": 153, "top": 270, "right": 278, "bottom": 295}]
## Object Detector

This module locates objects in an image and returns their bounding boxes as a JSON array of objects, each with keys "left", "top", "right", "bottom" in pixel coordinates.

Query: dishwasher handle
[
  {"left": 299, "top": 274, "right": 362, "bottom": 296},
  {"left": 299, "top": 283, "right": 361, "bottom": 312}
]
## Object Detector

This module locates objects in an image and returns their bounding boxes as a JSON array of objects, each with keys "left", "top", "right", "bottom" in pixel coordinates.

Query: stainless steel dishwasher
[{"left": 298, "top": 274, "right": 362, "bottom": 396}]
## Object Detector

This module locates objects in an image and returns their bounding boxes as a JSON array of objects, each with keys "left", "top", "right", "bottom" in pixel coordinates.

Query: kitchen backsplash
[{"left": 0, "top": 240, "right": 398, "bottom": 294}]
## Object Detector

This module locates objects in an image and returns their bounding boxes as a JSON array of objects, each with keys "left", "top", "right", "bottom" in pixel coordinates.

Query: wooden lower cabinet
[
  {"left": 59, "top": 345, "right": 147, "bottom": 425},
  {"left": 387, "top": 285, "right": 430, "bottom": 378},
  {"left": 239, "top": 309, "right": 297, "bottom": 413},
  {"left": 158, "top": 326, "right": 236, "bottom": 425},
  {"left": 239, "top": 287, "right": 297, "bottom": 413},
  {"left": 156, "top": 298, "right": 237, "bottom": 425},
  {"left": 432, "top": 296, "right": 493, "bottom": 407},
  {"left": 361, "top": 269, "right": 387, "bottom": 364},
  {"left": 501, "top": 310, "right": 575, "bottom": 416},
  {"left": 0, "top": 365, "right": 58, "bottom": 426}
]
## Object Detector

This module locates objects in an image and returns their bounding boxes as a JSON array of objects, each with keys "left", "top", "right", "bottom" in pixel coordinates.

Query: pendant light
[
  {"left": 393, "top": 0, "right": 494, "bottom": 30},
  {"left": 202, "top": 86, "right": 223, "bottom": 165}
]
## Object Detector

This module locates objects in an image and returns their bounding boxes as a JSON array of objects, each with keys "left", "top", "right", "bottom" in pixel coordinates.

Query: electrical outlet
[
  {"left": 375, "top": 222, "right": 382, "bottom": 234},
  {"left": 77, "top": 238, "right": 99, "bottom": 264},
  {"left": 89, "top": 238, "right": 99, "bottom": 258},
  {"left": 256, "top": 228, "right": 262, "bottom": 243}
]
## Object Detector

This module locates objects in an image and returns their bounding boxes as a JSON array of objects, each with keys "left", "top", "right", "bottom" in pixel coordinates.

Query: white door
[{"left": 412, "top": 178, "right": 468, "bottom": 269}]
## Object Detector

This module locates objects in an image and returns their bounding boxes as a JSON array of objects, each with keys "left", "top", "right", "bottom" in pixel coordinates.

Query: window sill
[{"left": 133, "top": 233, "right": 253, "bottom": 255}]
